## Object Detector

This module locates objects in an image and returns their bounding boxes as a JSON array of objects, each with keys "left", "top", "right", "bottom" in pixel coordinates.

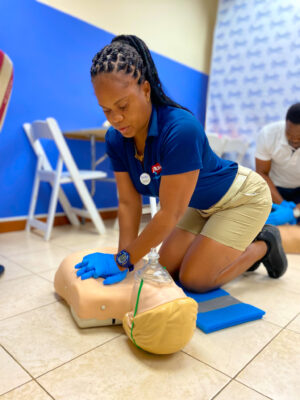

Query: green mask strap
[{"left": 130, "top": 278, "right": 144, "bottom": 349}]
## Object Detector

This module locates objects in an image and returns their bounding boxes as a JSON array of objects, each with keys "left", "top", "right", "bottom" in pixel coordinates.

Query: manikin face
[
  {"left": 286, "top": 120, "right": 300, "bottom": 150},
  {"left": 92, "top": 71, "right": 152, "bottom": 139}
]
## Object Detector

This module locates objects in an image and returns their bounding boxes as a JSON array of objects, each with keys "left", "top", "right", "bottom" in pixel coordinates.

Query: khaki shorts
[{"left": 176, "top": 165, "right": 272, "bottom": 251}]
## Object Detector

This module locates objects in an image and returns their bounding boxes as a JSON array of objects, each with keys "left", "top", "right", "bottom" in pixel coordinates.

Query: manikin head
[{"left": 285, "top": 103, "right": 300, "bottom": 150}]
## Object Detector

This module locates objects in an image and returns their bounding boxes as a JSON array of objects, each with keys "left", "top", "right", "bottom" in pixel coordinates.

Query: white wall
[{"left": 37, "top": 0, "right": 218, "bottom": 74}]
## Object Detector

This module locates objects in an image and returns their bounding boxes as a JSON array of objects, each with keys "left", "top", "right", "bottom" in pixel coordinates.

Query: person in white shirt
[{"left": 255, "top": 103, "right": 300, "bottom": 224}]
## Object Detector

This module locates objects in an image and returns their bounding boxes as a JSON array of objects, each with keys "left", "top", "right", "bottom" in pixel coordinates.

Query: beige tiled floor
[{"left": 0, "top": 219, "right": 299, "bottom": 399}]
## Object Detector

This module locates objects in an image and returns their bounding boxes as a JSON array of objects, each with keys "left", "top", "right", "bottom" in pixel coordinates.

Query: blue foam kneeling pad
[{"left": 182, "top": 287, "right": 265, "bottom": 334}]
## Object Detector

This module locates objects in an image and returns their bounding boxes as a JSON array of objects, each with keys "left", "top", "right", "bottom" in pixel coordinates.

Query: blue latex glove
[
  {"left": 280, "top": 200, "right": 297, "bottom": 209},
  {"left": 75, "top": 252, "right": 127, "bottom": 285},
  {"left": 266, "top": 203, "right": 297, "bottom": 226}
]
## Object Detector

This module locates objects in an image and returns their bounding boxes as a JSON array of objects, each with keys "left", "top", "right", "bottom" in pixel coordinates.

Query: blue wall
[{"left": 0, "top": 0, "right": 208, "bottom": 219}]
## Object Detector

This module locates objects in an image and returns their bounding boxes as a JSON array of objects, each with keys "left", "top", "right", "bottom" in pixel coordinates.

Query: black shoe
[
  {"left": 0, "top": 265, "right": 4, "bottom": 276},
  {"left": 247, "top": 259, "right": 261, "bottom": 272},
  {"left": 248, "top": 225, "right": 287, "bottom": 278}
]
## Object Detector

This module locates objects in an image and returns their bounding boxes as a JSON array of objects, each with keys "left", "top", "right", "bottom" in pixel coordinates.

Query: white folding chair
[
  {"left": 222, "top": 136, "right": 249, "bottom": 163},
  {"left": 206, "top": 133, "right": 227, "bottom": 156},
  {"left": 23, "top": 117, "right": 108, "bottom": 240},
  {"left": 149, "top": 196, "right": 159, "bottom": 217}
]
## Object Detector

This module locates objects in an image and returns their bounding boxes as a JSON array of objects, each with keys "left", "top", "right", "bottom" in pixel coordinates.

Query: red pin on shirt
[{"left": 151, "top": 163, "right": 162, "bottom": 175}]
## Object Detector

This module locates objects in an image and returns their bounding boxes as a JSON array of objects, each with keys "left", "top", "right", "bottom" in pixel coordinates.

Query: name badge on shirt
[{"left": 140, "top": 173, "right": 151, "bottom": 185}]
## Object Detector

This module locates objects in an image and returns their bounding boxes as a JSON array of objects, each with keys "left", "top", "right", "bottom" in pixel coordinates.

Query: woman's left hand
[{"left": 74, "top": 252, "right": 127, "bottom": 285}]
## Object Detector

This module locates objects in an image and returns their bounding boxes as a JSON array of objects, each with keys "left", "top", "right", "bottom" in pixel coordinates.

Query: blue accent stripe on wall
[{"left": 0, "top": 0, "right": 208, "bottom": 219}]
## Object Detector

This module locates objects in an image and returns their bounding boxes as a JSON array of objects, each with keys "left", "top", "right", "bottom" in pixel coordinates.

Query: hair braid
[
  {"left": 91, "top": 41, "right": 146, "bottom": 84},
  {"left": 91, "top": 34, "right": 190, "bottom": 112}
]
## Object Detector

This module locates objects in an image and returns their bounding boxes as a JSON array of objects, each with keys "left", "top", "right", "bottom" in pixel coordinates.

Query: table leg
[{"left": 91, "top": 134, "right": 96, "bottom": 197}]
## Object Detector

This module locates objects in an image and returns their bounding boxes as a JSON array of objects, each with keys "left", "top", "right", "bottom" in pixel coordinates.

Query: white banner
[{"left": 206, "top": 0, "right": 300, "bottom": 167}]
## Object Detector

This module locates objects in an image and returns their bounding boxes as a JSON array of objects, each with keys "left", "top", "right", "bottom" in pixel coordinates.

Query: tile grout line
[
  {"left": 0, "top": 344, "right": 55, "bottom": 399},
  {"left": 208, "top": 322, "right": 288, "bottom": 400},
  {"left": 0, "top": 245, "right": 69, "bottom": 258},
  {"left": 30, "top": 271, "right": 56, "bottom": 284},
  {"left": 1, "top": 237, "right": 299, "bottom": 398},
  {"left": 33, "top": 380, "right": 56, "bottom": 400},
  {"left": 3, "top": 245, "right": 67, "bottom": 259},
  {"left": 0, "top": 267, "right": 55, "bottom": 285},
  {"left": 0, "top": 333, "right": 123, "bottom": 398},
  {"left": 181, "top": 318, "right": 285, "bottom": 381},
  {"left": 35, "top": 333, "right": 123, "bottom": 380},
  {"left": 0, "top": 234, "right": 118, "bottom": 258},
  {"left": 16, "top": 266, "right": 61, "bottom": 285},
  {"left": 0, "top": 300, "right": 59, "bottom": 323},
  {"left": 180, "top": 349, "right": 233, "bottom": 380},
  {"left": 257, "top": 314, "right": 300, "bottom": 333},
  {"left": 284, "top": 310, "right": 300, "bottom": 334},
  {"left": 184, "top": 315, "right": 300, "bottom": 400},
  {"left": 0, "top": 344, "right": 34, "bottom": 378},
  {"left": 210, "top": 379, "right": 273, "bottom": 400},
  {"left": 231, "top": 313, "right": 300, "bottom": 390},
  {"left": 1, "top": 251, "right": 75, "bottom": 284},
  {"left": 0, "top": 271, "right": 53, "bottom": 285},
  {"left": 0, "top": 381, "right": 56, "bottom": 400},
  {"left": 209, "top": 380, "right": 234, "bottom": 400}
]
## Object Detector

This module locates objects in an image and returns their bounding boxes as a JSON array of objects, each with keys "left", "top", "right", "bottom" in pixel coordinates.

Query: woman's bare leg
[
  {"left": 159, "top": 227, "right": 268, "bottom": 292},
  {"left": 159, "top": 228, "right": 197, "bottom": 279},
  {"left": 178, "top": 234, "right": 267, "bottom": 292}
]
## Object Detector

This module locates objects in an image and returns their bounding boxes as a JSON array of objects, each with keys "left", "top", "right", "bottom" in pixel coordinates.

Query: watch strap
[{"left": 116, "top": 250, "right": 134, "bottom": 271}]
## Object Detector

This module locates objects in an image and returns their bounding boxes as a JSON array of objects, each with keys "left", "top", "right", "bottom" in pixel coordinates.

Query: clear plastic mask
[
  {"left": 135, "top": 248, "right": 173, "bottom": 284},
  {"left": 130, "top": 248, "right": 173, "bottom": 315}
]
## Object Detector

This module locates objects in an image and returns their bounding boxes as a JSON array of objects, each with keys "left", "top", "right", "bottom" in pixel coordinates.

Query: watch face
[{"left": 118, "top": 252, "right": 128, "bottom": 265}]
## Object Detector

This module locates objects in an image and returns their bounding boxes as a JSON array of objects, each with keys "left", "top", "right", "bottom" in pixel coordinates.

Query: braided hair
[{"left": 91, "top": 34, "right": 190, "bottom": 112}]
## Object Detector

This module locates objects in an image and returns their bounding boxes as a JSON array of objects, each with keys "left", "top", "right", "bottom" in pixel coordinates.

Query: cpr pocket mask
[{"left": 54, "top": 247, "right": 197, "bottom": 354}]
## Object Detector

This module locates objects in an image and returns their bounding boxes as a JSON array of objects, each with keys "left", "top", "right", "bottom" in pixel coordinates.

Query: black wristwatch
[{"left": 116, "top": 250, "right": 134, "bottom": 271}]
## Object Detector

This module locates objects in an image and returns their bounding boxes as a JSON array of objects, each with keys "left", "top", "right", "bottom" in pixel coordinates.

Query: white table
[{"left": 63, "top": 127, "right": 115, "bottom": 196}]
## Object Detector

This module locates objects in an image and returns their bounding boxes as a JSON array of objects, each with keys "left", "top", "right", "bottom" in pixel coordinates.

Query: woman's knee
[
  {"left": 178, "top": 267, "right": 218, "bottom": 293},
  {"left": 159, "top": 239, "right": 179, "bottom": 264},
  {"left": 159, "top": 228, "right": 195, "bottom": 274}
]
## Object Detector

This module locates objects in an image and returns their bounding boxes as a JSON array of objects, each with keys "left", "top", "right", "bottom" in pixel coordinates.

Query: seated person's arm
[
  {"left": 255, "top": 158, "right": 284, "bottom": 204},
  {"left": 125, "top": 170, "right": 199, "bottom": 264},
  {"left": 115, "top": 172, "right": 142, "bottom": 251}
]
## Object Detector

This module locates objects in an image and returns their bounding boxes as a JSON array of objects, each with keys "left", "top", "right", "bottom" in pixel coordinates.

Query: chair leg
[
  {"left": 113, "top": 214, "right": 119, "bottom": 230},
  {"left": 44, "top": 158, "right": 63, "bottom": 241},
  {"left": 26, "top": 157, "right": 43, "bottom": 232},
  {"left": 113, "top": 187, "right": 119, "bottom": 230},
  {"left": 82, "top": 193, "right": 106, "bottom": 234},
  {"left": 73, "top": 179, "right": 106, "bottom": 234},
  {"left": 150, "top": 196, "right": 158, "bottom": 218},
  {"left": 57, "top": 187, "right": 81, "bottom": 227}
]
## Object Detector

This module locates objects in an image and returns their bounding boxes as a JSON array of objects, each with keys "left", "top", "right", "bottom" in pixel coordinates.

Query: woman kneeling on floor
[{"left": 75, "top": 34, "right": 287, "bottom": 291}]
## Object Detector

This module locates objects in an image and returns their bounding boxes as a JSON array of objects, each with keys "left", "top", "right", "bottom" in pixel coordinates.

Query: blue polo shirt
[{"left": 105, "top": 105, "right": 238, "bottom": 210}]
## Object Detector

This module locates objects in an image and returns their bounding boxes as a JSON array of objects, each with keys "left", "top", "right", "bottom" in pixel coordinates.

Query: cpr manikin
[{"left": 54, "top": 247, "right": 197, "bottom": 354}]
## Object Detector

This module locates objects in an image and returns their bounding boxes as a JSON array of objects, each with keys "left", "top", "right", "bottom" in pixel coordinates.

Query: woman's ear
[{"left": 142, "top": 80, "right": 151, "bottom": 102}]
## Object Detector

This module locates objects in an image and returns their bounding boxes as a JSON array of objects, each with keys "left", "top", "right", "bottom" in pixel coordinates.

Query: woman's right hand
[{"left": 75, "top": 252, "right": 128, "bottom": 284}]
